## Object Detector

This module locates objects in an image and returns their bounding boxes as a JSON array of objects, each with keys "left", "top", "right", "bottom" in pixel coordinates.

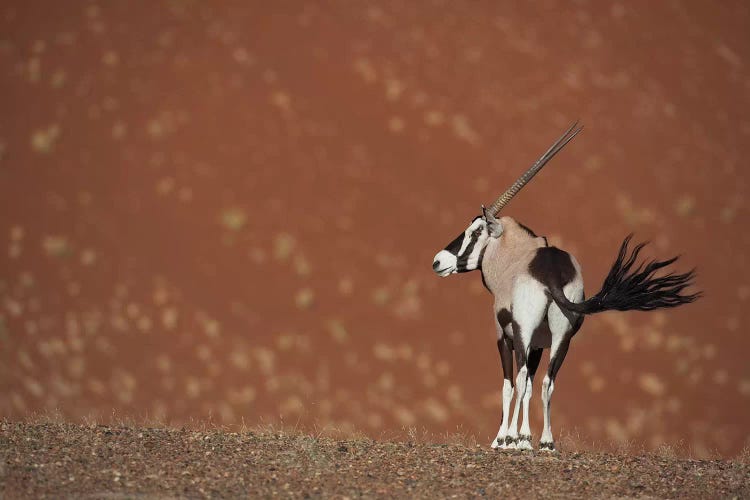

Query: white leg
[
  {"left": 507, "top": 365, "right": 528, "bottom": 447},
  {"left": 517, "top": 373, "right": 534, "bottom": 450},
  {"left": 540, "top": 304, "right": 575, "bottom": 451},
  {"left": 492, "top": 378, "right": 514, "bottom": 449},
  {"left": 540, "top": 374, "right": 555, "bottom": 450}
]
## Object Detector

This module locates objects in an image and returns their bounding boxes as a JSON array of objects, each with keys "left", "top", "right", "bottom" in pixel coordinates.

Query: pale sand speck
[
  {"left": 377, "top": 372, "right": 394, "bottom": 391},
  {"left": 273, "top": 233, "right": 295, "bottom": 261},
  {"left": 279, "top": 396, "right": 305, "bottom": 415},
  {"left": 202, "top": 318, "right": 221, "bottom": 338},
  {"left": 388, "top": 116, "right": 405, "bottom": 133},
  {"left": 185, "top": 377, "right": 201, "bottom": 398},
  {"left": 228, "top": 386, "right": 256, "bottom": 404},
  {"left": 293, "top": 255, "right": 311, "bottom": 276},
  {"left": 639, "top": 373, "right": 666, "bottom": 397},
  {"left": 372, "top": 287, "right": 390, "bottom": 305},
  {"left": 195, "top": 344, "right": 212, "bottom": 362},
  {"left": 385, "top": 78, "right": 404, "bottom": 101},
  {"left": 230, "top": 350, "right": 251, "bottom": 371},
  {"left": 112, "top": 121, "right": 127, "bottom": 140},
  {"left": 219, "top": 208, "right": 247, "bottom": 231},
  {"left": 451, "top": 115, "right": 480, "bottom": 145},
  {"left": 424, "top": 110, "right": 444, "bottom": 126},
  {"left": 353, "top": 57, "right": 377, "bottom": 83},
  {"left": 161, "top": 307, "right": 178, "bottom": 330},
  {"left": 393, "top": 406, "right": 416, "bottom": 426},
  {"left": 295, "top": 288, "right": 314, "bottom": 309},
  {"left": 338, "top": 277, "right": 354, "bottom": 295},
  {"left": 675, "top": 195, "right": 696, "bottom": 217},
  {"left": 27, "top": 57, "right": 40, "bottom": 83},
  {"left": 271, "top": 90, "right": 291, "bottom": 111},
  {"left": 156, "top": 355, "right": 172, "bottom": 372},
  {"left": 589, "top": 376, "right": 606, "bottom": 392},
  {"left": 136, "top": 316, "right": 152, "bottom": 333},
  {"left": 80, "top": 249, "right": 97, "bottom": 266},
  {"left": 18, "top": 351, "right": 34, "bottom": 370},
  {"left": 254, "top": 348, "right": 275, "bottom": 374},
  {"left": 102, "top": 50, "right": 119, "bottom": 66},
  {"left": 424, "top": 398, "right": 449, "bottom": 422},
  {"left": 147, "top": 118, "right": 164, "bottom": 138},
  {"left": 232, "top": 47, "right": 254, "bottom": 65},
  {"left": 31, "top": 125, "right": 61, "bottom": 154},
  {"left": 605, "top": 418, "right": 629, "bottom": 443},
  {"left": 50, "top": 69, "right": 67, "bottom": 88},
  {"left": 327, "top": 319, "right": 348, "bottom": 342},
  {"left": 446, "top": 384, "right": 462, "bottom": 404},
  {"left": 373, "top": 343, "right": 396, "bottom": 362}
]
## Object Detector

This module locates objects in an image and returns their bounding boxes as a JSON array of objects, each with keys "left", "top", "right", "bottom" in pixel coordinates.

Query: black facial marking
[
  {"left": 456, "top": 233, "right": 479, "bottom": 270},
  {"left": 528, "top": 246, "right": 577, "bottom": 290},
  {"left": 442, "top": 216, "right": 486, "bottom": 273},
  {"left": 443, "top": 232, "right": 464, "bottom": 255}
]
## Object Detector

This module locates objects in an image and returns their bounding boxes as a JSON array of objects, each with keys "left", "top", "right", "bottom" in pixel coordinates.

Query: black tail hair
[{"left": 550, "top": 235, "right": 701, "bottom": 315}]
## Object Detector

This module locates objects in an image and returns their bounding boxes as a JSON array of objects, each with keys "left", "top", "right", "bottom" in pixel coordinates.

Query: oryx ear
[{"left": 482, "top": 205, "right": 503, "bottom": 238}]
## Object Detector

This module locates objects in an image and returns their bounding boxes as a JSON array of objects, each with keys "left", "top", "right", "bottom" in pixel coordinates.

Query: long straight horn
[{"left": 487, "top": 122, "right": 583, "bottom": 216}]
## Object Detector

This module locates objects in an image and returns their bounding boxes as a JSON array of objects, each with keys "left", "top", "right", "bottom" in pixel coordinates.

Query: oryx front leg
[
  {"left": 492, "top": 378, "right": 514, "bottom": 449},
  {"left": 492, "top": 336, "right": 515, "bottom": 449},
  {"left": 507, "top": 279, "right": 549, "bottom": 451}
]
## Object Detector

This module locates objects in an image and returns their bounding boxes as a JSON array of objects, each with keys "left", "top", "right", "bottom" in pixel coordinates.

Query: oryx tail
[{"left": 548, "top": 234, "right": 701, "bottom": 314}]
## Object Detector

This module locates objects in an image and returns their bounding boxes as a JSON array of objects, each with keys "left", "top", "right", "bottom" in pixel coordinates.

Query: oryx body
[{"left": 432, "top": 123, "right": 699, "bottom": 451}]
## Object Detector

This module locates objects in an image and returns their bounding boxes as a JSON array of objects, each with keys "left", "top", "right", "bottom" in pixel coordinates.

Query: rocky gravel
[{"left": 1, "top": 422, "right": 748, "bottom": 498}]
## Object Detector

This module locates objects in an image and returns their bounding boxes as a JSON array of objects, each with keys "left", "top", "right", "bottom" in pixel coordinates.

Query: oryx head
[{"left": 432, "top": 122, "right": 582, "bottom": 277}]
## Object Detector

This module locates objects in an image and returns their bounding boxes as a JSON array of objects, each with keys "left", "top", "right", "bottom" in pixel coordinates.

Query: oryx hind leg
[
  {"left": 540, "top": 284, "right": 583, "bottom": 452},
  {"left": 507, "top": 278, "right": 549, "bottom": 451}
]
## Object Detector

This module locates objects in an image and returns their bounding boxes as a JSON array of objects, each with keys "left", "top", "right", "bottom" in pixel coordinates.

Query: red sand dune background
[{"left": 1, "top": 2, "right": 748, "bottom": 458}]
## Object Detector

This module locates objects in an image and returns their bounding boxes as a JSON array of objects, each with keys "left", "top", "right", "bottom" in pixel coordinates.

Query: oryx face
[{"left": 432, "top": 215, "right": 495, "bottom": 276}]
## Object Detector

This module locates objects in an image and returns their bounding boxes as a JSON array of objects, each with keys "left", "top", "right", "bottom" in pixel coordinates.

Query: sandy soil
[
  {"left": 2, "top": 421, "right": 749, "bottom": 499},
  {"left": 1, "top": 2, "right": 749, "bottom": 458}
]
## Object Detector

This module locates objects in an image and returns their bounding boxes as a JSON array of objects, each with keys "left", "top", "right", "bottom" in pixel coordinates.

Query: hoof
[
  {"left": 516, "top": 434, "right": 533, "bottom": 451},
  {"left": 539, "top": 441, "right": 556, "bottom": 452},
  {"left": 498, "top": 436, "right": 517, "bottom": 450},
  {"left": 491, "top": 437, "right": 501, "bottom": 449}
]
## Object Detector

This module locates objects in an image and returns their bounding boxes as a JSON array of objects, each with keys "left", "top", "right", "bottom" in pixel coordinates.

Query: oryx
[{"left": 432, "top": 123, "right": 700, "bottom": 451}]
